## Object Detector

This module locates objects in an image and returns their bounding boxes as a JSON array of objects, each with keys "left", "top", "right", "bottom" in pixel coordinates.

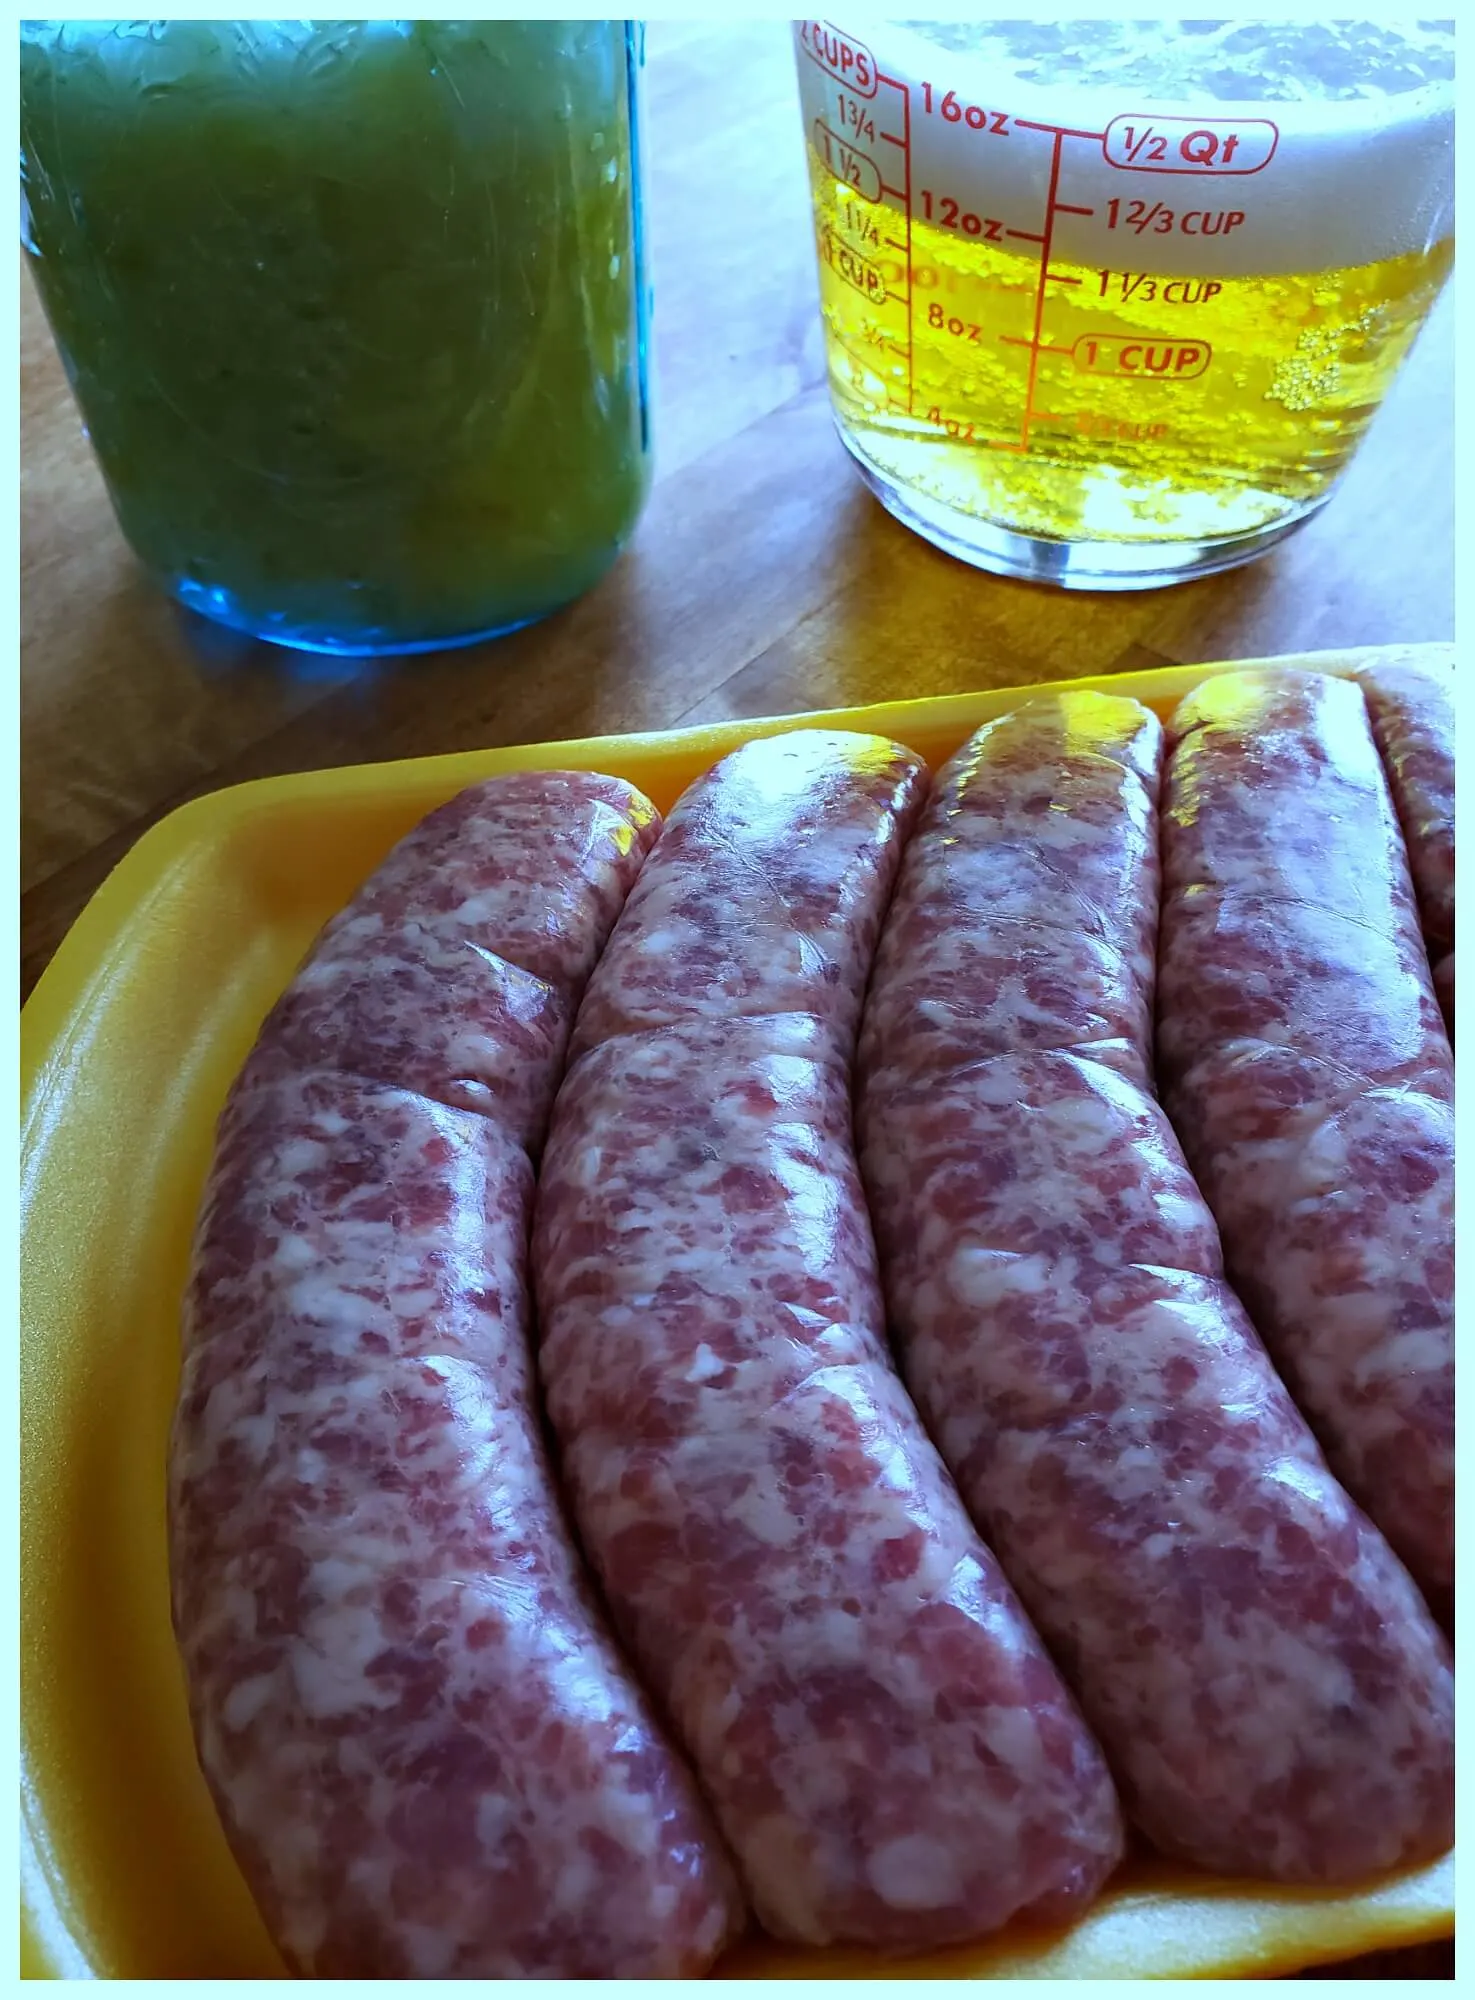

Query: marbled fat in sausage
[
  {"left": 567, "top": 732, "right": 917, "bottom": 1059},
  {"left": 1157, "top": 671, "right": 1455, "bottom": 1612},
  {"left": 171, "top": 773, "right": 744, "bottom": 1977},
  {"left": 855, "top": 690, "right": 1453, "bottom": 1881},
  {"left": 534, "top": 731, "right": 1126, "bottom": 1951},
  {"left": 240, "top": 771, "right": 663, "bottom": 1146},
  {"left": 1351, "top": 651, "right": 1455, "bottom": 1039}
]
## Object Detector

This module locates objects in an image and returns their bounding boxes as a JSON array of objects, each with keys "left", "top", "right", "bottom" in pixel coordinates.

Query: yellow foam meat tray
[{"left": 20, "top": 646, "right": 1455, "bottom": 1979}]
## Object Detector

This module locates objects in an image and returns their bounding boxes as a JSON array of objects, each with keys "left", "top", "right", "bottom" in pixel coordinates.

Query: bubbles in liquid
[
  {"left": 797, "top": 19, "right": 1454, "bottom": 560},
  {"left": 899, "top": 19, "right": 1455, "bottom": 104}
]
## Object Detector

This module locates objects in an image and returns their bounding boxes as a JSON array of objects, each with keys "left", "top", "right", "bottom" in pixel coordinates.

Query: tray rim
[
  {"left": 21, "top": 640, "right": 1452, "bottom": 1062},
  {"left": 20, "top": 641, "right": 1455, "bottom": 1979}
]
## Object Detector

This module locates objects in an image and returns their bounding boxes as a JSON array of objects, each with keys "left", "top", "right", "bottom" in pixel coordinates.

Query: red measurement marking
[
  {"left": 813, "top": 118, "right": 884, "bottom": 202},
  {"left": 1074, "top": 334, "right": 1212, "bottom": 380},
  {"left": 878, "top": 80, "right": 1125, "bottom": 436},
  {"left": 983, "top": 439, "right": 1030, "bottom": 453},
  {"left": 1103, "top": 113, "right": 1279, "bottom": 174},
  {"left": 1021, "top": 130, "right": 1066, "bottom": 450},
  {"left": 884, "top": 235, "right": 907, "bottom": 251},
  {"left": 822, "top": 226, "right": 888, "bottom": 303},
  {"left": 885, "top": 69, "right": 914, "bottom": 418},
  {"left": 799, "top": 21, "right": 878, "bottom": 97},
  {"left": 1014, "top": 117, "right": 1107, "bottom": 141}
]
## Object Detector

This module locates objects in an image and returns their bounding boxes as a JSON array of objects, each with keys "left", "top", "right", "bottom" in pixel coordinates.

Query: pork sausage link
[
  {"left": 856, "top": 690, "right": 1454, "bottom": 1882},
  {"left": 569, "top": 730, "right": 919, "bottom": 1058},
  {"left": 171, "top": 772, "right": 743, "bottom": 1976},
  {"left": 534, "top": 732, "right": 1126, "bottom": 1951},
  {"left": 1351, "top": 652, "right": 1455, "bottom": 1038},
  {"left": 1157, "top": 671, "right": 1454, "bottom": 1610},
  {"left": 239, "top": 770, "right": 660, "bottom": 1148}
]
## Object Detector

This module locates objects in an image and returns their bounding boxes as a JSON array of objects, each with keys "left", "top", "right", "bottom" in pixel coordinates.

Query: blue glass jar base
[{"left": 166, "top": 576, "right": 561, "bottom": 658}]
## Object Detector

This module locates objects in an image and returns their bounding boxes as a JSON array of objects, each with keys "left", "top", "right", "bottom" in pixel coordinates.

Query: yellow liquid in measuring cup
[
  {"left": 817, "top": 200, "right": 1451, "bottom": 543},
  {"left": 796, "top": 18, "right": 1455, "bottom": 578}
]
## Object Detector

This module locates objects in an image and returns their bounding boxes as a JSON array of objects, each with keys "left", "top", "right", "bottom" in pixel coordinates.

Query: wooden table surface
[
  {"left": 18, "top": 21, "right": 1454, "bottom": 1979},
  {"left": 21, "top": 20, "right": 1455, "bottom": 1005}
]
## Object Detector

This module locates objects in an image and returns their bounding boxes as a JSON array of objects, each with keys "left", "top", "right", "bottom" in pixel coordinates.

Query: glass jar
[{"left": 21, "top": 20, "right": 652, "bottom": 655}]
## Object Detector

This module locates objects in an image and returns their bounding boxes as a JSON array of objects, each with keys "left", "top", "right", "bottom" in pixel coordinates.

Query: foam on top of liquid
[
  {"left": 801, "top": 19, "right": 1454, "bottom": 274},
  {"left": 901, "top": 18, "right": 1455, "bottom": 106}
]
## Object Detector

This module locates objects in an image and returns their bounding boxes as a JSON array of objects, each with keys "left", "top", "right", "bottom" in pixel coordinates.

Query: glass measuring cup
[
  {"left": 794, "top": 19, "right": 1454, "bottom": 590},
  {"left": 21, "top": 20, "right": 651, "bottom": 655}
]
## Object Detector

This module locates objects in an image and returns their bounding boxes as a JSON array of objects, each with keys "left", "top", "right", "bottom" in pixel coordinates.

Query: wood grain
[
  {"left": 20, "top": 22, "right": 1454, "bottom": 997},
  {"left": 21, "top": 23, "right": 1454, "bottom": 999},
  {"left": 17, "top": 24, "right": 1455, "bottom": 1977}
]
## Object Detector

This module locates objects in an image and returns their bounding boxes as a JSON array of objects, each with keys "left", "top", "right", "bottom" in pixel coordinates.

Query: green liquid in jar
[{"left": 20, "top": 20, "right": 651, "bottom": 654}]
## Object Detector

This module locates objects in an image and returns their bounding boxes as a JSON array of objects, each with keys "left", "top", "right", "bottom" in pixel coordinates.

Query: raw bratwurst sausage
[
  {"left": 855, "top": 692, "right": 1454, "bottom": 1882},
  {"left": 1351, "top": 651, "right": 1455, "bottom": 1038},
  {"left": 1157, "top": 671, "right": 1455, "bottom": 1616},
  {"left": 533, "top": 731, "right": 1126, "bottom": 1952},
  {"left": 171, "top": 772, "right": 744, "bottom": 1978}
]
